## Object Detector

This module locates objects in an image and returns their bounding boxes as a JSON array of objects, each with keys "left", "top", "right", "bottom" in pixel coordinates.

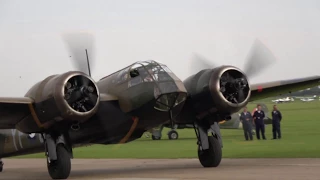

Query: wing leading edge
[
  {"left": 249, "top": 76, "right": 320, "bottom": 102},
  {"left": 0, "top": 97, "right": 34, "bottom": 129},
  {"left": 0, "top": 76, "right": 319, "bottom": 128},
  {"left": 0, "top": 94, "right": 119, "bottom": 130}
]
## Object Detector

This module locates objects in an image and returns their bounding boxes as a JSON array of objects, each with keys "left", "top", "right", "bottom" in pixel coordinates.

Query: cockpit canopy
[
  {"left": 114, "top": 60, "right": 181, "bottom": 85},
  {"left": 100, "top": 60, "right": 187, "bottom": 112}
]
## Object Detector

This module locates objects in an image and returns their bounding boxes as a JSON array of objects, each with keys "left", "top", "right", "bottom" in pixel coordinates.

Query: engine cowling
[
  {"left": 209, "top": 65, "right": 251, "bottom": 113},
  {"left": 183, "top": 65, "right": 251, "bottom": 116},
  {"left": 25, "top": 71, "right": 100, "bottom": 126}
]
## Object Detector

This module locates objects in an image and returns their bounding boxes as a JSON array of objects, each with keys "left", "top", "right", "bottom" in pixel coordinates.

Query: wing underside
[
  {"left": 0, "top": 97, "right": 34, "bottom": 129},
  {"left": 249, "top": 76, "right": 320, "bottom": 101}
]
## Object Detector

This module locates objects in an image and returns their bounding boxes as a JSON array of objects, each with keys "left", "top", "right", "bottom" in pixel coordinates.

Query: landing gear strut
[
  {"left": 194, "top": 122, "right": 222, "bottom": 167},
  {"left": 167, "top": 110, "right": 179, "bottom": 140},
  {"left": 43, "top": 133, "right": 72, "bottom": 179}
]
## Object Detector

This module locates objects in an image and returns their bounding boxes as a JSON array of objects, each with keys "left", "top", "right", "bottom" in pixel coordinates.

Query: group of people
[{"left": 239, "top": 104, "right": 282, "bottom": 141}]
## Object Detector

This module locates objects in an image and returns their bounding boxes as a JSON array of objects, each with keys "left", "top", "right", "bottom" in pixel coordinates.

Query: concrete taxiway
[{"left": 1, "top": 158, "right": 320, "bottom": 180}]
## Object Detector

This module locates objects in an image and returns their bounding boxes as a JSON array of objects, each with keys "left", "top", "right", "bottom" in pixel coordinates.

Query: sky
[{"left": 0, "top": 0, "right": 320, "bottom": 97}]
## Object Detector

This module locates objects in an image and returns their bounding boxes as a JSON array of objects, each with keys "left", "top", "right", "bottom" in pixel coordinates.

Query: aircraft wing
[
  {"left": 0, "top": 94, "right": 119, "bottom": 130},
  {"left": 249, "top": 76, "right": 320, "bottom": 101},
  {"left": 0, "top": 97, "right": 34, "bottom": 129}
]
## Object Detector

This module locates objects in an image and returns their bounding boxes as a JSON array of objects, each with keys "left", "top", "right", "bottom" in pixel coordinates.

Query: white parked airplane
[
  {"left": 298, "top": 95, "right": 317, "bottom": 102},
  {"left": 271, "top": 97, "right": 294, "bottom": 103},
  {"left": 300, "top": 98, "right": 315, "bottom": 102}
]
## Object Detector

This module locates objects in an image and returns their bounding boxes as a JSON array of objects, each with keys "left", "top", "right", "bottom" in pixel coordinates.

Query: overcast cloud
[{"left": 0, "top": 0, "right": 320, "bottom": 96}]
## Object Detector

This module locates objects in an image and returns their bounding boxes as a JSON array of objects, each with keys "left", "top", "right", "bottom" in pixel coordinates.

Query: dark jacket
[
  {"left": 253, "top": 110, "right": 265, "bottom": 125},
  {"left": 272, "top": 110, "right": 282, "bottom": 122}
]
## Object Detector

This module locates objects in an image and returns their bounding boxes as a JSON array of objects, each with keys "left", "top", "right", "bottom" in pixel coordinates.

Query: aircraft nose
[{"left": 154, "top": 92, "right": 187, "bottom": 111}]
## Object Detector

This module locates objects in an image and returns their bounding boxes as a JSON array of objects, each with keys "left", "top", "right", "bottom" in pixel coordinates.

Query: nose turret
[{"left": 145, "top": 61, "right": 187, "bottom": 112}]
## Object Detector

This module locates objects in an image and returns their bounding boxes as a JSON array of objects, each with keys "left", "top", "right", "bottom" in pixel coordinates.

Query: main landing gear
[
  {"left": 43, "top": 133, "right": 72, "bottom": 179},
  {"left": 194, "top": 122, "right": 222, "bottom": 167}
]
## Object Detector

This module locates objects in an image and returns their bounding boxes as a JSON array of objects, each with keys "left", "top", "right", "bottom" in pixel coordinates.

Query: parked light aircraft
[
  {"left": 0, "top": 33, "right": 320, "bottom": 179},
  {"left": 271, "top": 97, "right": 294, "bottom": 103},
  {"left": 300, "top": 96, "right": 316, "bottom": 102}
]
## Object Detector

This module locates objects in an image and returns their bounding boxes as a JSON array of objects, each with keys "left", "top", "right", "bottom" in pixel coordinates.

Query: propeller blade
[
  {"left": 62, "top": 32, "right": 95, "bottom": 76},
  {"left": 243, "top": 39, "right": 277, "bottom": 78},
  {"left": 190, "top": 53, "right": 218, "bottom": 73}
]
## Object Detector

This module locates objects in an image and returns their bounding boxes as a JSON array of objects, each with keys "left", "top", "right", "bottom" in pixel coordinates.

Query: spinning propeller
[
  {"left": 61, "top": 32, "right": 99, "bottom": 113},
  {"left": 192, "top": 39, "right": 277, "bottom": 103},
  {"left": 62, "top": 32, "right": 95, "bottom": 77}
]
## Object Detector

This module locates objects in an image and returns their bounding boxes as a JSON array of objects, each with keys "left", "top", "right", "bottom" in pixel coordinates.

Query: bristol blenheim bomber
[{"left": 0, "top": 33, "right": 319, "bottom": 179}]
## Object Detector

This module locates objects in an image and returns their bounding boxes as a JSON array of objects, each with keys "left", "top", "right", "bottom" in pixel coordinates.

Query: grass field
[{"left": 15, "top": 99, "right": 320, "bottom": 159}]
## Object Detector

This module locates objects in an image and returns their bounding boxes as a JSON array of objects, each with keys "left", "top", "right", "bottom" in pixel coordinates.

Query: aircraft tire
[
  {"left": 152, "top": 135, "right": 161, "bottom": 140},
  {"left": 47, "top": 144, "right": 71, "bottom": 179},
  {"left": 198, "top": 135, "right": 222, "bottom": 167},
  {"left": 168, "top": 130, "right": 178, "bottom": 140}
]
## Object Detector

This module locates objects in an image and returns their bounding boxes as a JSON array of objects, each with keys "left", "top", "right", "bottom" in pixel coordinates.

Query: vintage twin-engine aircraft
[{"left": 0, "top": 33, "right": 320, "bottom": 179}]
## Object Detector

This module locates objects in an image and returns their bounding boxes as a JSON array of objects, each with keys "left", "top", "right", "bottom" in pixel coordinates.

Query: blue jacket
[
  {"left": 253, "top": 110, "right": 265, "bottom": 124},
  {"left": 272, "top": 110, "right": 282, "bottom": 122}
]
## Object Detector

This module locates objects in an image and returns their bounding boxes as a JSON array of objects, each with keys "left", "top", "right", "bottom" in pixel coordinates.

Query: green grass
[{"left": 15, "top": 100, "right": 320, "bottom": 159}]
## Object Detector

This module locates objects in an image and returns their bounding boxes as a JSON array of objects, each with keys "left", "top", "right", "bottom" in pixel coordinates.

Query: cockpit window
[
  {"left": 161, "top": 65, "right": 172, "bottom": 73},
  {"left": 115, "top": 68, "right": 129, "bottom": 84},
  {"left": 142, "top": 63, "right": 174, "bottom": 82},
  {"left": 129, "top": 64, "right": 143, "bottom": 78},
  {"left": 130, "top": 69, "right": 139, "bottom": 78},
  {"left": 128, "top": 63, "right": 147, "bottom": 87},
  {"left": 127, "top": 60, "right": 181, "bottom": 87}
]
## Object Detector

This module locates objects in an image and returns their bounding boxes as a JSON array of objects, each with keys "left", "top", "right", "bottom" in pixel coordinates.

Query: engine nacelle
[
  {"left": 25, "top": 71, "right": 100, "bottom": 126},
  {"left": 183, "top": 65, "right": 251, "bottom": 116},
  {"left": 209, "top": 66, "right": 251, "bottom": 113}
]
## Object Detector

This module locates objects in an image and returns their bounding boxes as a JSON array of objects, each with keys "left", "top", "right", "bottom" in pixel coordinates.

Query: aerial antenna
[{"left": 85, "top": 49, "right": 91, "bottom": 77}]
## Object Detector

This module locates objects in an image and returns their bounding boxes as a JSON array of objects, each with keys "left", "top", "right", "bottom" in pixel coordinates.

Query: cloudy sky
[{"left": 0, "top": 0, "right": 319, "bottom": 96}]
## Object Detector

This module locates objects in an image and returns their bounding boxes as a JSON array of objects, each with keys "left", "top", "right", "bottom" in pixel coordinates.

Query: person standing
[
  {"left": 240, "top": 107, "right": 253, "bottom": 140},
  {"left": 253, "top": 104, "right": 266, "bottom": 140},
  {"left": 271, "top": 105, "right": 282, "bottom": 139}
]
